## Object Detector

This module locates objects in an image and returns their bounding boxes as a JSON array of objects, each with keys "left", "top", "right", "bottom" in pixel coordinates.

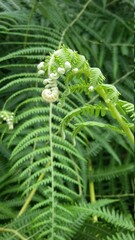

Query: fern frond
[
  {"left": 73, "top": 121, "right": 125, "bottom": 144},
  {"left": 0, "top": 77, "right": 41, "bottom": 93},
  {"left": 10, "top": 127, "right": 49, "bottom": 158},
  {"left": 60, "top": 103, "right": 109, "bottom": 138},
  {"left": 89, "top": 67, "right": 105, "bottom": 87},
  {"left": 89, "top": 164, "right": 134, "bottom": 182},
  {"left": 101, "top": 84, "right": 120, "bottom": 103},
  {"left": 8, "top": 116, "right": 49, "bottom": 146},
  {"left": 117, "top": 100, "right": 135, "bottom": 122},
  {"left": 70, "top": 204, "right": 135, "bottom": 231},
  {"left": 0, "top": 202, "right": 15, "bottom": 220},
  {"left": 105, "top": 232, "right": 135, "bottom": 240},
  {"left": 0, "top": 47, "right": 53, "bottom": 62}
]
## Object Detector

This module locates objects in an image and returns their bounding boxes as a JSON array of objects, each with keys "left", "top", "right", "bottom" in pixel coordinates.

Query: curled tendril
[
  {"left": 41, "top": 76, "right": 59, "bottom": 103},
  {"left": 42, "top": 87, "right": 59, "bottom": 103}
]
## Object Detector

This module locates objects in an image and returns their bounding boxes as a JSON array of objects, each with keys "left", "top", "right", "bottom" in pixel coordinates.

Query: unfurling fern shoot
[{"left": 37, "top": 45, "right": 134, "bottom": 146}]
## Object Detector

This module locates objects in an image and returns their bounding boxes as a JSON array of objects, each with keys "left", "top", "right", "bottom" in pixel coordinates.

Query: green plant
[
  {"left": 40, "top": 45, "right": 133, "bottom": 144},
  {"left": 0, "top": 0, "right": 134, "bottom": 240}
]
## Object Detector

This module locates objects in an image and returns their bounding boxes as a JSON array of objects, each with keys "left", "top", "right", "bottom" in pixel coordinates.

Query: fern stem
[
  {"left": 89, "top": 161, "right": 98, "bottom": 222},
  {"left": 23, "top": 0, "right": 39, "bottom": 48},
  {"left": 69, "top": 153, "right": 83, "bottom": 196},
  {"left": 96, "top": 86, "right": 134, "bottom": 145},
  {"left": 96, "top": 193, "right": 134, "bottom": 198},
  {"left": 0, "top": 227, "right": 27, "bottom": 240},
  {"left": 49, "top": 103, "right": 55, "bottom": 238},
  {"left": 18, "top": 172, "right": 45, "bottom": 217},
  {"left": 58, "top": 0, "right": 92, "bottom": 48},
  {"left": 108, "top": 103, "right": 134, "bottom": 144}
]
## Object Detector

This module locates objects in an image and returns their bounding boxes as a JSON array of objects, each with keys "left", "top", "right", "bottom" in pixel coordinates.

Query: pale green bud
[
  {"left": 37, "top": 61, "right": 44, "bottom": 70},
  {"left": 57, "top": 67, "right": 65, "bottom": 74},
  {"left": 72, "top": 68, "right": 78, "bottom": 73},
  {"left": 38, "top": 70, "right": 45, "bottom": 75},
  {"left": 49, "top": 73, "right": 58, "bottom": 79},
  {"left": 65, "top": 61, "right": 71, "bottom": 70},
  {"left": 88, "top": 86, "right": 94, "bottom": 92}
]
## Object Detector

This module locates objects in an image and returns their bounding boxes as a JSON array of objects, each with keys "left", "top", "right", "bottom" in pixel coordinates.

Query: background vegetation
[{"left": 0, "top": 0, "right": 134, "bottom": 239}]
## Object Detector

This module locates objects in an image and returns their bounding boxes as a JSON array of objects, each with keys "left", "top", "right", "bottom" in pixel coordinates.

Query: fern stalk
[
  {"left": 49, "top": 103, "right": 55, "bottom": 239},
  {"left": 108, "top": 103, "right": 134, "bottom": 144},
  {"left": 0, "top": 227, "right": 27, "bottom": 240},
  {"left": 96, "top": 86, "right": 134, "bottom": 145},
  {"left": 58, "top": 0, "right": 92, "bottom": 48},
  {"left": 23, "top": 0, "right": 39, "bottom": 48},
  {"left": 89, "top": 161, "right": 98, "bottom": 222},
  {"left": 17, "top": 172, "right": 45, "bottom": 217}
]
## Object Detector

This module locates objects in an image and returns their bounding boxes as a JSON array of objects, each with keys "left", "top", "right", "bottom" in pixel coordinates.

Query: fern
[
  {"left": 89, "top": 164, "right": 134, "bottom": 182},
  {"left": 60, "top": 103, "right": 109, "bottom": 136},
  {"left": 70, "top": 204, "right": 135, "bottom": 231},
  {"left": 0, "top": 1, "right": 134, "bottom": 240},
  {"left": 117, "top": 100, "right": 135, "bottom": 122},
  {"left": 105, "top": 232, "right": 135, "bottom": 240}
]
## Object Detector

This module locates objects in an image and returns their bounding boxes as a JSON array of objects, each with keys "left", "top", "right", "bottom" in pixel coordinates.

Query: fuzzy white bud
[
  {"left": 43, "top": 79, "right": 51, "bottom": 84},
  {"left": 49, "top": 73, "right": 58, "bottom": 80},
  {"left": 57, "top": 67, "right": 65, "bottom": 75},
  {"left": 72, "top": 68, "right": 78, "bottom": 73},
  {"left": 38, "top": 70, "right": 45, "bottom": 75},
  {"left": 64, "top": 61, "right": 71, "bottom": 70},
  {"left": 37, "top": 61, "right": 44, "bottom": 70},
  {"left": 88, "top": 86, "right": 94, "bottom": 92},
  {"left": 9, "top": 123, "right": 14, "bottom": 130}
]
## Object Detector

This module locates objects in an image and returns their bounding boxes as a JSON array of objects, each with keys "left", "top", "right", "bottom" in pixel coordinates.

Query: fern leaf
[
  {"left": 105, "top": 232, "right": 135, "bottom": 240},
  {"left": 70, "top": 205, "right": 135, "bottom": 231},
  {"left": 89, "top": 67, "right": 105, "bottom": 87},
  {"left": 60, "top": 103, "right": 109, "bottom": 138},
  {"left": 117, "top": 100, "right": 135, "bottom": 122},
  {"left": 73, "top": 121, "right": 125, "bottom": 141},
  {"left": 89, "top": 164, "right": 134, "bottom": 181}
]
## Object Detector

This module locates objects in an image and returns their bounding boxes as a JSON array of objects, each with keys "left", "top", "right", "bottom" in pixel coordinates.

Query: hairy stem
[
  {"left": 96, "top": 86, "right": 134, "bottom": 145},
  {"left": 108, "top": 103, "right": 134, "bottom": 144}
]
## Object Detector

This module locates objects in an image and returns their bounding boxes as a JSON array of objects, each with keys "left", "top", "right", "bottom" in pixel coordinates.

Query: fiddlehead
[
  {"left": 0, "top": 110, "right": 14, "bottom": 130},
  {"left": 37, "top": 45, "right": 94, "bottom": 103},
  {"left": 37, "top": 46, "right": 134, "bottom": 145},
  {"left": 37, "top": 45, "right": 107, "bottom": 104}
]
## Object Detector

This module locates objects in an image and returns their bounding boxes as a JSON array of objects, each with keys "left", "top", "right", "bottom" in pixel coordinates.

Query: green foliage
[
  {"left": 0, "top": 0, "right": 134, "bottom": 240},
  {"left": 70, "top": 204, "right": 134, "bottom": 231},
  {"left": 105, "top": 232, "right": 135, "bottom": 240},
  {"left": 89, "top": 163, "right": 134, "bottom": 182}
]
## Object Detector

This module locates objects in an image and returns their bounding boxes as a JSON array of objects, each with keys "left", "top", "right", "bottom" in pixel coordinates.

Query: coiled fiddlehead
[
  {"left": 37, "top": 46, "right": 95, "bottom": 103},
  {"left": 37, "top": 45, "right": 122, "bottom": 105}
]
